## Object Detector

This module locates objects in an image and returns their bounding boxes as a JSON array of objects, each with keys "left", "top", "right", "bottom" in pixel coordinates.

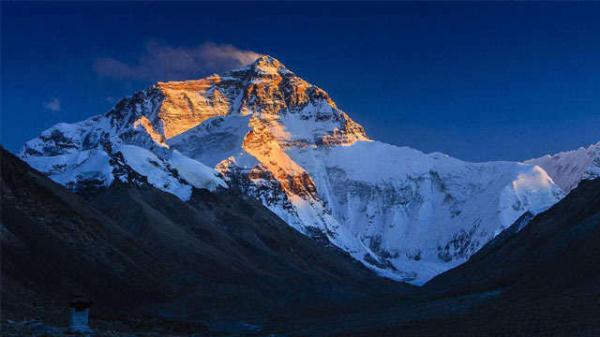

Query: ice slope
[
  {"left": 286, "top": 141, "right": 562, "bottom": 283},
  {"left": 20, "top": 55, "right": 563, "bottom": 284},
  {"left": 526, "top": 141, "right": 600, "bottom": 192}
]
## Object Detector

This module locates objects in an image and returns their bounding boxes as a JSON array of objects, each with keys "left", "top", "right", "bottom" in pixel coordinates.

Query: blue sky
[{"left": 2, "top": 2, "right": 599, "bottom": 161}]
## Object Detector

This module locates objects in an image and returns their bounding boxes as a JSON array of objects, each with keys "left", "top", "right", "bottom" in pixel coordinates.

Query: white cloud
[
  {"left": 44, "top": 98, "right": 61, "bottom": 112},
  {"left": 93, "top": 41, "right": 262, "bottom": 81}
]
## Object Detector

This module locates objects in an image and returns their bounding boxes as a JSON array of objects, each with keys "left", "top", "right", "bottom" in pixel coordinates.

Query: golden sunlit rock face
[
  {"left": 243, "top": 114, "right": 320, "bottom": 200},
  {"left": 156, "top": 76, "right": 232, "bottom": 139},
  {"left": 138, "top": 55, "right": 369, "bottom": 203}
]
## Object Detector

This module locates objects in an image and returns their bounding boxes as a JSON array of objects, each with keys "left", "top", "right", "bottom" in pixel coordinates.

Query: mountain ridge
[{"left": 526, "top": 140, "right": 600, "bottom": 193}]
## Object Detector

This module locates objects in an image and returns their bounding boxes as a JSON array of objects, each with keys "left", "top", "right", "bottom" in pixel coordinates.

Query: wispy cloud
[
  {"left": 93, "top": 41, "right": 262, "bottom": 81},
  {"left": 44, "top": 98, "right": 61, "bottom": 112}
]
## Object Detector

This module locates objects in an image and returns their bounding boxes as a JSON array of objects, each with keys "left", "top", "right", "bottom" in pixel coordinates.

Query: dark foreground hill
[{"left": 0, "top": 147, "right": 409, "bottom": 334}]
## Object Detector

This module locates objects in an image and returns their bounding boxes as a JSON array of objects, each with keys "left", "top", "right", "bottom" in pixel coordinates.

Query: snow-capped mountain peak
[
  {"left": 242, "top": 54, "right": 292, "bottom": 75},
  {"left": 20, "top": 56, "right": 563, "bottom": 285}
]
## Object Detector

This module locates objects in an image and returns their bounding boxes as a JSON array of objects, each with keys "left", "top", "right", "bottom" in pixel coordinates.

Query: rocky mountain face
[
  {"left": 526, "top": 141, "right": 600, "bottom": 193},
  {"left": 20, "top": 56, "right": 564, "bottom": 284}
]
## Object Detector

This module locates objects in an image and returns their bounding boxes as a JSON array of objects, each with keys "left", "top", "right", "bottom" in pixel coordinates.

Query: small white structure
[{"left": 68, "top": 297, "right": 93, "bottom": 334}]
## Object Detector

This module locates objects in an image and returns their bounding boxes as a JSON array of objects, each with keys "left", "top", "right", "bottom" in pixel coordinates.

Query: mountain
[
  {"left": 1, "top": 146, "right": 407, "bottom": 329},
  {"left": 336, "top": 178, "right": 600, "bottom": 337},
  {"left": 526, "top": 141, "right": 600, "bottom": 193},
  {"left": 1, "top": 147, "right": 169, "bottom": 321},
  {"left": 20, "top": 55, "right": 563, "bottom": 284}
]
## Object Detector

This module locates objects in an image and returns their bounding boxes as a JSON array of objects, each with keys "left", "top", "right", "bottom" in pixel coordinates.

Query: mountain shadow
[{"left": 1, "top": 146, "right": 410, "bottom": 333}]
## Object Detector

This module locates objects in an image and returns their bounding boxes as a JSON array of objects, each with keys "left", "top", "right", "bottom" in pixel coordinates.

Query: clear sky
[{"left": 2, "top": 2, "right": 599, "bottom": 161}]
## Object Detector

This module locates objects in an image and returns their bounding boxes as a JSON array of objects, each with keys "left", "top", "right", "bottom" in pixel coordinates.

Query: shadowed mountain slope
[
  {"left": 1, "top": 147, "right": 409, "bottom": 329},
  {"left": 1, "top": 147, "right": 170, "bottom": 321}
]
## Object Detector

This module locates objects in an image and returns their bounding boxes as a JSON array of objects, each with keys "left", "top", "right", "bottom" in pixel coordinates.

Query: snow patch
[
  {"left": 119, "top": 144, "right": 192, "bottom": 200},
  {"left": 168, "top": 150, "right": 227, "bottom": 191}
]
